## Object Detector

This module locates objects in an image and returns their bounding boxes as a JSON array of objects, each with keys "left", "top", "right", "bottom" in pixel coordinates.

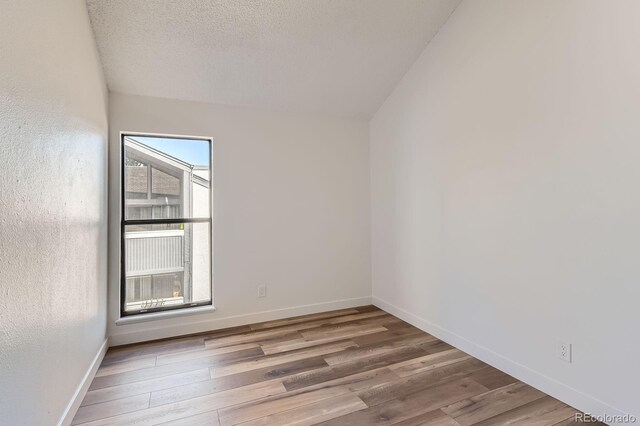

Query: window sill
[{"left": 115, "top": 305, "right": 216, "bottom": 326}]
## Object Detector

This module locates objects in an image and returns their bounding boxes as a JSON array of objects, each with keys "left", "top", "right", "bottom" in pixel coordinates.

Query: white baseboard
[
  {"left": 58, "top": 338, "right": 109, "bottom": 426},
  {"left": 109, "top": 296, "right": 372, "bottom": 346},
  {"left": 372, "top": 296, "right": 633, "bottom": 426}
]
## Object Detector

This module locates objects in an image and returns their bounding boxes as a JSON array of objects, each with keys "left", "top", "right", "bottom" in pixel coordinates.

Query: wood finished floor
[{"left": 74, "top": 306, "right": 598, "bottom": 426}]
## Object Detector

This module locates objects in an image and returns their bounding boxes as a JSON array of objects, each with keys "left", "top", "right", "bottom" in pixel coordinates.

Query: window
[{"left": 121, "top": 134, "right": 212, "bottom": 316}]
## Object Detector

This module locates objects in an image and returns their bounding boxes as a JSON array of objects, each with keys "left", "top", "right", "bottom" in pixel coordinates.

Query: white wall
[
  {"left": 371, "top": 0, "right": 640, "bottom": 419},
  {"left": 0, "top": 1, "right": 109, "bottom": 425},
  {"left": 108, "top": 93, "right": 371, "bottom": 345}
]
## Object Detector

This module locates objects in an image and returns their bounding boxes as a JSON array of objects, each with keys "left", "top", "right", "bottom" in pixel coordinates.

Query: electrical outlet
[
  {"left": 258, "top": 285, "right": 267, "bottom": 298},
  {"left": 557, "top": 339, "right": 572, "bottom": 363}
]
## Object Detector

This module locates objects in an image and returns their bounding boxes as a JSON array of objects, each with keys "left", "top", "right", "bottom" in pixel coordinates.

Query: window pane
[
  {"left": 124, "top": 136, "right": 210, "bottom": 220},
  {"left": 124, "top": 222, "right": 211, "bottom": 313},
  {"left": 125, "top": 160, "right": 148, "bottom": 199},
  {"left": 151, "top": 167, "right": 180, "bottom": 197}
]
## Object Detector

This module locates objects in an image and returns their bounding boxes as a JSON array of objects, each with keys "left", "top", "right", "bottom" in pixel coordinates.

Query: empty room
[{"left": 1, "top": 0, "right": 638, "bottom": 425}]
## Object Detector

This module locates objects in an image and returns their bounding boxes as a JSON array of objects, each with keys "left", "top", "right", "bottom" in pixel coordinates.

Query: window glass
[
  {"left": 151, "top": 167, "right": 180, "bottom": 198},
  {"left": 123, "top": 137, "right": 210, "bottom": 220},
  {"left": 122, "top": 135, "right": 212, "bottom": 315}
]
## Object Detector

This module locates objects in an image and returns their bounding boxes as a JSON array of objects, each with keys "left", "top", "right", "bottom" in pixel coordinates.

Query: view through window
[{"left": 121, "top": 134, "right": 212, "bottom": 315}]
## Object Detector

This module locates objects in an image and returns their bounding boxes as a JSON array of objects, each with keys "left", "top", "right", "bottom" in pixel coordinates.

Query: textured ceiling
[{"left": 87, "top": 0, "right": 460, "bottom": 119}]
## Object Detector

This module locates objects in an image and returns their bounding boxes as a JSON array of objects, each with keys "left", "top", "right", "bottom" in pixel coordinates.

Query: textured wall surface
[
  {"left": 86, "top": 0, "right": 460, "bottom": 119},
  {"left": 0, "top": 0, "right": 109, "bottom": 424},
  {"left": 108, "top": 93, "right": 371, "bottom": 345},
  {"left": 371, "top": 0, "right": 640, "bottom": 418}
]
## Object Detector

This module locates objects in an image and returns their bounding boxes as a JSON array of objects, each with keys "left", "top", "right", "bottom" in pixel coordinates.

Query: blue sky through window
[{"left": 131, "top": 136, "right": 210, "bottom": 167}]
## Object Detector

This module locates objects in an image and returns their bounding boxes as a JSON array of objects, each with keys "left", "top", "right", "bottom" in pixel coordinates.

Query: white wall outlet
[
  {"left": 258, "top": 285, "right": 267, "bottom": 298},
  {"left": 557, "top": 339, "right": 572, "bottom": 363}
]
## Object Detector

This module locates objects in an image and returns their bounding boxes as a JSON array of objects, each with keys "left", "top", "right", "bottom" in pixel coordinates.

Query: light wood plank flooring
[{"left": 74, "top": 306, "right": 599, "bottom": 425}]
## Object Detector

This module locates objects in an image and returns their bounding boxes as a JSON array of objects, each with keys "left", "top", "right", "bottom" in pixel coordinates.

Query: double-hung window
[{"left": 121, "top": 134, "right": 213, "bottom": 316}]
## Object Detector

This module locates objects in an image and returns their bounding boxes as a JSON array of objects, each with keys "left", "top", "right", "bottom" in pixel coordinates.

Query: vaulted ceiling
[{"left": 87, "top": 0, "right": 460, "bottom": 119}]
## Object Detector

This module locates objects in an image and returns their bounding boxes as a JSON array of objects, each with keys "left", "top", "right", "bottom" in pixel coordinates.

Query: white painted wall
[
  {"left": 0, "top": 1, "right": 109, "bottom": 425},
  {"left": 371, "top": 0, "right": 640, "bottom": 419},
  {"left": 108, "top": 93, "right": 371, "bottom": 345}
]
